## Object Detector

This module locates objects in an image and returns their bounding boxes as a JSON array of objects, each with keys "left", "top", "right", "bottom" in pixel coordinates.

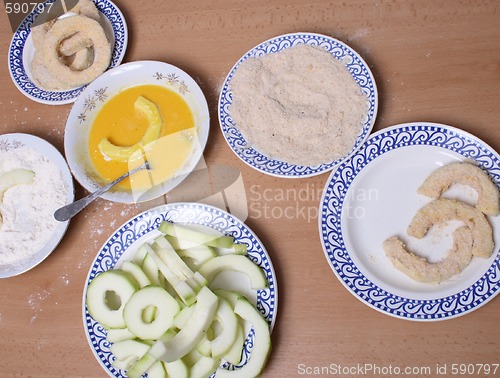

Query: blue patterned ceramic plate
[
  {"left": 218, "top": 32, "right": 378, "bottom": 178},
  {"left": 8, "top": 0, "right": 127, "bottom": 105},
  {"left": 82, "top": 202, "right": 277, "bottom": 377},
  {"left": 319, "top": 123, "right": 500, "bottom": 321}
]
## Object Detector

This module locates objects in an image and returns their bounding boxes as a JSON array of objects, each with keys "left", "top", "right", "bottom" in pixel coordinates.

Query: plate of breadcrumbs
[{"left": 219, "top": 32, "right": 378, "bottom": 178}]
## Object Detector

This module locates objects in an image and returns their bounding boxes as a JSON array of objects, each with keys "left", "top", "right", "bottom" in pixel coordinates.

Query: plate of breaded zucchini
[{"left": 319, "top": 122, "right": 500, "bottom": 321}]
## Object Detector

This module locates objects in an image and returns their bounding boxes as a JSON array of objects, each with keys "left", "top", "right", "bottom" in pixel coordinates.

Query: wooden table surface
[{"left": 1, "top": 0, "right": 500, "bottom": 377}]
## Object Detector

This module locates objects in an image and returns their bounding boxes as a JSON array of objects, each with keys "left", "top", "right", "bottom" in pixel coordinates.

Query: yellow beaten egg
[{"left": 88, "top": 84, "right": 195, "bottom": 191}]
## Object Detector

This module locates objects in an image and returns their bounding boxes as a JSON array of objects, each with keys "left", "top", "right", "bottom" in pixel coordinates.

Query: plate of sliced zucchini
[{"left": 82, "top": 202, "right": 277, "bottom": 377}]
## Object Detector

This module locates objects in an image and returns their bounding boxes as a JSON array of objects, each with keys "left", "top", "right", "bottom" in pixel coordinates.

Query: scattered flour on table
[
  {"left": 77, "top": 201, "right": 140, "bottom": 269},
  {"left": 229, "top": 43, "right": 369, "bottom": 166},
  {"left": 60, "top": 271, "right": 70, "bottom": 285},
  {"left": 0, "top": 146, "right": 68, "bottom": 267},
  {"left": 28, "top": 288, "right": 53, "bottom": 323},
  {"left": 348, "top": 28, "right": 370, "bottom": 42}
]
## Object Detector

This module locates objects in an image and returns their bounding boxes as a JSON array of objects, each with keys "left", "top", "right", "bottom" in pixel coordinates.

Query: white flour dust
[
  {"left": 0, "top": 146, "right": 68, "bottom": 267},
  {"left": 77, "top": 200, "right": 141, "bottom": 269},
  {"left": 28, "top": 288, "right": 52, "bottom": 323}
]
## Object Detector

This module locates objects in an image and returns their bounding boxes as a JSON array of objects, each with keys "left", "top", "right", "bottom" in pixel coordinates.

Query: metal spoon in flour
[{"left": 54, "top": 161, "right": 151, "bottom": 222}]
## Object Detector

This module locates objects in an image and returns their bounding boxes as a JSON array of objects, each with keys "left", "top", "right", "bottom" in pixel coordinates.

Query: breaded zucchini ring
[
  {"left": 59, "top": 33, "right": 93, "bottom": 57},
  {"left": 71, "top": 0, "right": 101, "bottom": 21},
  {"left": 33, "top": 47, "right": 94, "bottom": 89},
  {"left": 418, "top": 162, "right": 500, "bottom": 216},
  {"left": 31, "top": 0, "right": 100, "bottom": 49},
  {"left": 31, "top": 19, "right": 55, "bottom": 50},
  {"left": 61, "top": 47, "right": 95, "bottom": 71},
  {"left": 31, "top": 50, "right": 68, "bottom": 90},
  {"left": 42, "top": 15, "right": 110, "bottom": 87},
  {"left": 384, "top": 227, "right": 473, "bottom": 283},
  {"left": 407, "top": 198, "right": 494, "bottom": 258}
]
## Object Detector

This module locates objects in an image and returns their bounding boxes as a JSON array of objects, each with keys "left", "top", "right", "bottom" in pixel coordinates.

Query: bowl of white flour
[{"left": 0, "top": 133, "right": 74, "bottom": 278}]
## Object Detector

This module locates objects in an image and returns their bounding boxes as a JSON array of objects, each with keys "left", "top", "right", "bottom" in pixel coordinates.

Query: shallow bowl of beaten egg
[{"left": 64, "top": 60, "right": 210, "bottom": 204}]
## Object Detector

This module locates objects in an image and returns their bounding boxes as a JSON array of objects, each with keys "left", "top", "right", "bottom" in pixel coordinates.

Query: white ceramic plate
[
  {"left": 319, "top": 122, "right": 500, "bottom": 321},
  {"left": 64, "top": 60, "right": 210, "bottom": 204},
  {"left": 0, "top": 133, "right": 74, "bottom": 278},
  {"left": 219, "top": 32, "right": 378, "bottom": 178},
  {"left": 8, "top": 0, "right": 127, "bottom": 105},
  {"left": 82, "top": 202, "right": 277, "bottom": 377}
]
